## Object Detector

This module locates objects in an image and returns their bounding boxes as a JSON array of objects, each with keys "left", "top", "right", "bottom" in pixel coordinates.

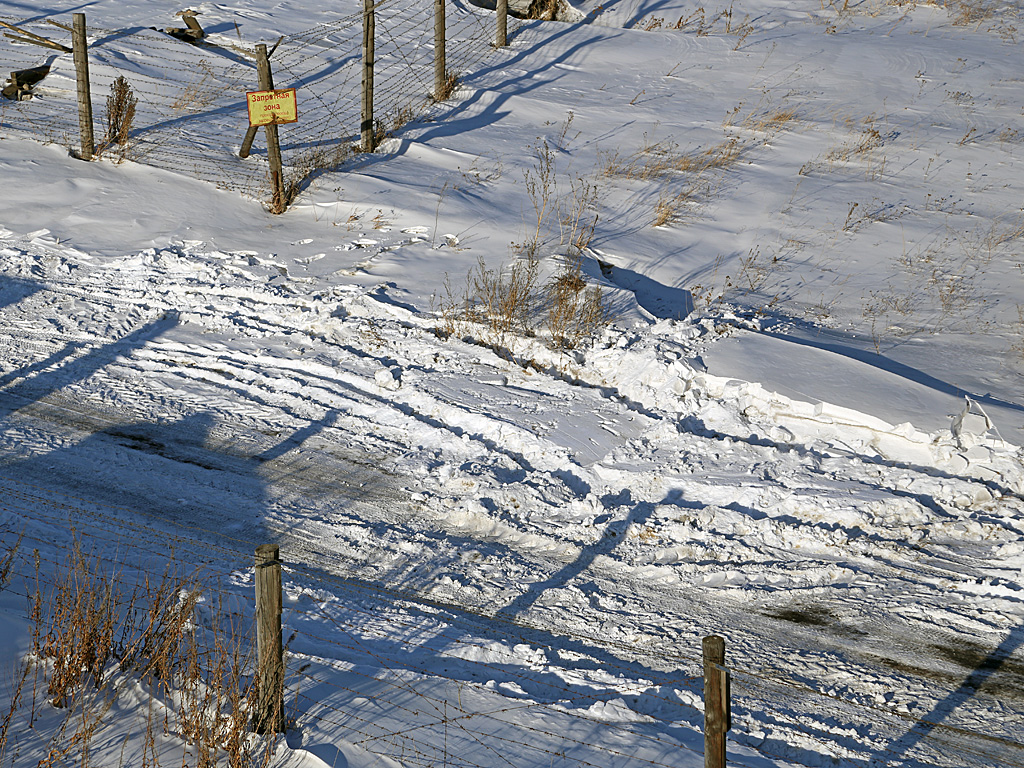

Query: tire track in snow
[{"left": 3, "top": 233, "right": 1024, "bottom": 765}]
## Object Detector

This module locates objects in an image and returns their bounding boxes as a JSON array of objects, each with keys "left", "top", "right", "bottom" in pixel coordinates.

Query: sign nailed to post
[{"left": 246, "top": 88, "right": 298, "bottom": 127}]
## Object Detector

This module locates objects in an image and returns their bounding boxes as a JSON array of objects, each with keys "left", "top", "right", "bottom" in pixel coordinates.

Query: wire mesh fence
[
  {"left": 0, "top": 2, "right": 519, "bottom": 207},
  {"left": 2, "top": 471, "right": 1024, "bottom": 768}
]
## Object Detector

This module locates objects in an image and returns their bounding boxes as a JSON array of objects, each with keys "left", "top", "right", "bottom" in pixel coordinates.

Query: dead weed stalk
[
  {"left": 21, "top": 543, "right": 277, "bottom": 768},
  {"left": 546, "top": 254, "right": 612, "bottom": 349},
  {"left": 97, "top": 76, "right": 137, "bottom": 162}
]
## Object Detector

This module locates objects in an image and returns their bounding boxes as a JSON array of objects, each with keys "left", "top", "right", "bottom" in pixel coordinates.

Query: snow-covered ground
[{"left": 1, "top": 0, "right": 1024, "bottom": 766}]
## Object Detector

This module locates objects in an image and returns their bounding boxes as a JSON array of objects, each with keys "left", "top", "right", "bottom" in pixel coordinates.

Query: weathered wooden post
[
  {"left": 253, "top": 44, "right": 286, "bottom": 213},
  {"left": 71, "top": 13, "right": 94, "bottom": 160},
  {"left": 361, "top": 0, "right": 375, "bottom": 152},
  {"left": 253, "top": 544, "right": 285, "bottom": 734},
  {"left": 433, "top": 0, "right": 446, "bottom": 99},
  {"left": 496, "top": 0, "right": 508, "bottom": 47},
  {"left": 703, "top": 635, "right": 730, "bottom": 768}
]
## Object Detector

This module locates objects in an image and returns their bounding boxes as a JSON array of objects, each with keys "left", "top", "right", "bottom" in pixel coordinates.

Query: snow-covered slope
[{"left": 1, "top": 0, "right": 1024, "bottom": 766}]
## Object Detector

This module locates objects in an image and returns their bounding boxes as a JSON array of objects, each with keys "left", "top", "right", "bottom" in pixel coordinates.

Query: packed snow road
[{"left": 2, "top": 227, "right": 1024, "bottom": 766}]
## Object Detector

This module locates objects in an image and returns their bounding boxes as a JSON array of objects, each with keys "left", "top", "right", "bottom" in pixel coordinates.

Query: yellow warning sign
[{"left": 246, "top": 88, "right": 298, "bottom": 127}]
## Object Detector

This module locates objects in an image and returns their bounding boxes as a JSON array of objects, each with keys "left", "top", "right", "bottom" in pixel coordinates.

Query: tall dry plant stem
[{"left": 99, "top": 76, "right": 137, "bottom": 162}]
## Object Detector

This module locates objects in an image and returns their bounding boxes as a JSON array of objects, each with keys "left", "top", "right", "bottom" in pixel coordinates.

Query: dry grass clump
[
  {"left": 517, "top": 139, "right": 558, "bottom": 258},
  {"left": 602, "top": 135, "right": 747, "bottom": 227},
  {"left": 983, "top": 214, "right": 1024, "bottom": 253},
  {"left": 282, "top": 143, "right": 354, "bottom": 209},
  {"left": 465, "top": 255, "right": 539, "bottom": 349},
  {"left": 434, "top": 129, "right": 609, "bottom": 354},
  {"left": 825, "top": 126, "right": 885, "bottom": 163},
  {"left": 798, "top": 114, "right": 890, "bottom": 180},
  {"left": 857, "top": 211, "right": 1019, "bottom": 354},
  {"left": 835, "top": 0, "right": 1015, "bottom": 39},
  {"left": 521, "top": 0, "right": 567, "bottom": 21},
  {"left": 727, "top": 105, "right": 799, "bottom": 135},
  {"left": 0, "top": 534, "right": 20, "bottom": 588},
  {"left": 433, "top": 71, "right": 460, "bottom": 102},
  {"left": 513, "top": 137, "right": 599, "bottom": 259},
  {"left": 557, "top": 177, "right": 598, "bottom": 253},
  {"left": 96, "top": 76, "right": 137, "bottom": 162},
  {"left": 603, "top": 106, "right": 797, "bottom": 228},
  {"left": 639, "top": 10, "right": 705, "bottom": 32},
  {"left": 603, "top": 137, "right": 743, "bottom": 182},
  {"left": 637, "top": 4, "right": 755, "bottom": 48},
  {"left": 545, "top": 254, "right": 612, "bottom": 349},
  {"left": 944, "top": 0, "right": 1000, "bottom": 26},
  {"left": 281, "top": 101, "right": 418, "bottom": 208},
  {"left": 435, "top": 252, "right": 611, "bottom": 353},
  {"left": 170, "top": 60, "right": 226, "bottom": 114},
  {"left": 5, "top": 540, "right": 281, "bottom": 768},
  {"left": 652, "top": 187, "right": 697, "bottom": 228}
]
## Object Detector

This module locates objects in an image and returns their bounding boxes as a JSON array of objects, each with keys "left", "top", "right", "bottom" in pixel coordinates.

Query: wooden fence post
[
  {"left": 253, "top": 544, "right": 285, "bottom": 734},
  {"left": 433, "top": 0, "right": 446, "bottom": 99},
  {"left": 496, "top": 0, "right": 508, "bottom": 47},
  {"left": 254, "top": 44, "right": 286, "bottom": 213},
  {"left": 71, "top": 13, "right": 94, "bottom": 161},
  {"left": 703, "top": 635, "right": 730, "bottom": 768},
  {"left": 361, "top": 0, "right": 375, "bottom": 153}
]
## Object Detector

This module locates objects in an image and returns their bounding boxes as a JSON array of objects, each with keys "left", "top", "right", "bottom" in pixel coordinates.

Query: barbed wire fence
[
  {"left": 1, "top": 473, "right": 1024, "bottom": 768},
  {"left": 0, "top": 1, "right": 519, "bottom": 210}
]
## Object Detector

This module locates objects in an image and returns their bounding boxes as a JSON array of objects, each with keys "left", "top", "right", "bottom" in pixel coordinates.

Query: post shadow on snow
[
  {"left": 279, "top": 488, "right": 707, "bottom": 686},
  {"left": 89, "top": 25, "right": 253, "bottom": 66},
  {"left": 495, "top": 488, "right": 691, "bottom": 620},
  {"left": 618, "top": 0, "right": 688, "bottom": 29},
  {"left": 280, "top": 549, "right": 711, "bottom": 742},
  {"left": 273, "top": 54, "right": 359, "bottom": 94},
  {"left": 0, "top": 312, "right": 177, "bottom": 419},
  {"left": 0, "top": 341, "right": 85, "bottom": 393},
  {"left": 88, "top": 26, "right": 162, "bottom": 48},
  {"left": 324, "top": 338, "right": 591, "bottom": 497},
  {"left": 876, "top": 622, "right": 1024, "bottom": 766},
  {"left": 413, "top": 22, "right": 608, "bottom": 145},
  {"left": 1, "top": 399, "right": 404, "bottom": 570},
  {"left": 126, "top": 98, "right": 251, "bottom": 141},
  {"left": 0, "top": 275, "right": 41, "bottom": 313},
  {"left": 0, "top": 308, "right": 390, "bottom": 557},
  {"left": 28, "top": 405, "right": 720, "bottom": 753},
  {"left": 4, "top": 1, "right": 97, "bottom": 23},
  {"left": 55, "top": 412, "right": 318, "bottom": 551}
]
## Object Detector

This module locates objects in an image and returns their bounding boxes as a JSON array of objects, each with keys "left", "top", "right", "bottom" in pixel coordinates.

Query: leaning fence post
[
  {"left": 703, "top": 635, "right": 730, "bottom": 768},
  {"left": 254, "top": 44, "right": 286, "bottom": 213},
  {"left": 253, "top": 544, "right": 285, "bottom": 734},
  {"left": 71, "top": 13, "right": 94, "bottom": 160},
  {"left": 361, "top": 0, "right": 375, "bottom": 152},
  {"left": 496, "top": 0, "right": 508, "bottom": 47},
  {"left": 433, "top": 0, "right": 446, "bottom": 98}
]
